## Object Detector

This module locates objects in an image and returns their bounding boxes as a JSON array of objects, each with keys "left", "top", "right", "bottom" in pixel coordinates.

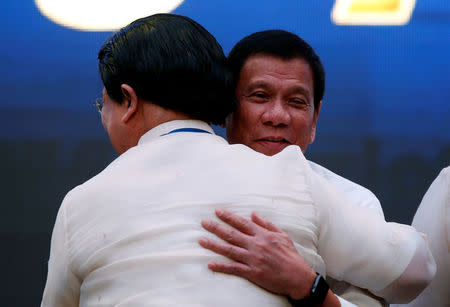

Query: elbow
[
  {"left": 387, "top": 261, "right": 435, "bottom": 304},
  {"left": 375, "top": 237, "right": 436, "bottom": 304}
]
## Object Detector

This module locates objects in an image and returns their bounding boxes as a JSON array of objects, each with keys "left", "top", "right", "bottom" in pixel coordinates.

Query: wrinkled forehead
[
  {"left": 238, "top": 53, "right": 313, "bottom": 85},
  {"left": 241, "top": 52, "right": 309, "bottom": 72},
  {"left": 238, "top": 54, "right": 313, "bottom": 91}
]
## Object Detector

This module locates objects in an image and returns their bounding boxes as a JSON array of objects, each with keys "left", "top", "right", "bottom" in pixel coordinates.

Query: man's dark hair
[
  {"left": 98, "top": 14, "right": 235, "bottom": 125},
  {"left": 228, "top": 30, "right": 325, "bottom": 110}
]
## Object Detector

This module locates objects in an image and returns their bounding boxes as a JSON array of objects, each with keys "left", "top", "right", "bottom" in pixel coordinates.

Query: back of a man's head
[
  {"left": 228, "top": 30, "right": 325, "bottom": 109},
  {"left": 98, "top": 13, "right": 235, "bottom": 125}
]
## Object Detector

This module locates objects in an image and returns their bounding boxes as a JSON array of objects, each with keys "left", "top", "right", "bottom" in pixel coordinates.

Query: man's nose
[{"left": 261, "top": 99, "right": 290, "bottom": 127}]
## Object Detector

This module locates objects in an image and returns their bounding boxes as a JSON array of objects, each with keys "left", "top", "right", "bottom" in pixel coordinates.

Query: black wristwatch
[{"left": 288, "top": 273, "right": 329, "bottom": 307}]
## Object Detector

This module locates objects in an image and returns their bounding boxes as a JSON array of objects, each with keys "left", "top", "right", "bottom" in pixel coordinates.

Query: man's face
[{"left": 226, "top": 54, "right": 321, "bottom": 156}]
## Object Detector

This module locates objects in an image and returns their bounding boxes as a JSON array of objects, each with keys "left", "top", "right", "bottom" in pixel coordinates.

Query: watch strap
[{"left": 288, "top": 273, "right": 329, "bottom": 307}]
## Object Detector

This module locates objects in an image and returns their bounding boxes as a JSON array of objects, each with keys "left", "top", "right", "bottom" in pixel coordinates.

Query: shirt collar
[{"left": 137, "top": 120, "right": 215, "bottom": 145}]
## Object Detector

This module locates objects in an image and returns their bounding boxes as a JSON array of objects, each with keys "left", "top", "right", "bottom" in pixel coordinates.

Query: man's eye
[
  {"left": 251, "top": 92, "right": 267, "bottom": 98},
  {"left": 291, "top": 99, "right": 307, "bottom": 105}
]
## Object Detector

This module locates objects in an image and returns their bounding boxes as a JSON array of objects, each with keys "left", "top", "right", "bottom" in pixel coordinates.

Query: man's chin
[{"left": 252, "top": 141, "right": 290, "bottom": 156}]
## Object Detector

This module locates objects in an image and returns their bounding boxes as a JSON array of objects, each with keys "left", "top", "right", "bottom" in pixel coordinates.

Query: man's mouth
[
  {"left": 258, "top": 137, "right": 290, "bottom": 144},
  {"left": 253, "top": 137, "right": 292, "bottom": 155}
]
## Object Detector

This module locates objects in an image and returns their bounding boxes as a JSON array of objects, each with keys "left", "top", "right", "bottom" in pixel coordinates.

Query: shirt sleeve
[
  {"left": 337, "top": 296, "right": 359, "bottom": 307},
  {"left": 307, "top": 160, "right": 387, "bottom": 306},
  {"left": 307, "top": 160, "right": 384, "bottom": 218},
  {"left": 338, "top": 285, "right": 388, "bottom": 307},
  {"left": 41, "top": 195, "right": 80, "bottom": 307},
  {"left": 305, "top": 161, "right": 436, "bottom": 303}
]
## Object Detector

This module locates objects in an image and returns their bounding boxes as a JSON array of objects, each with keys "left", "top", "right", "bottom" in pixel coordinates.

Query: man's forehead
[
  {"left": 239, "top": 55, "right": 314, "bottom": 92},
  {"left": 240, "top": 54, "right": 312, "bottom": 78},
  {"left": 242, "top": 53, "right": 310, "bottom": 69}
]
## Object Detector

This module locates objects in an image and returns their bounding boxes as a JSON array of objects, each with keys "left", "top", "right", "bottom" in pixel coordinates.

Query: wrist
[
  {"left": 289, "top": 270, "right": 317, "bottom": 300},
  {"left": 320, "top": 290, "right": 340, "bottom": 307},
  {"left": 288, "top": 273, "right": 330, "bottom": 307}
]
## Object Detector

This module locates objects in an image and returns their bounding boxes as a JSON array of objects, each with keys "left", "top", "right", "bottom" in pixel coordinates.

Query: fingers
[
  {"left": 251, "top": 212, "right": 283, "bottom": 233},
  {"left": 201, "top": 219, "right": 248, "bottom": 248},
  {"left": 199, "top": 237, "right": 248, "bottom": 263},
  {"left": 207, "top": 259, "right": 252, "bottom": 278},
  {"left": 214, "top": 208, "right": 256, "bottom": 235}
]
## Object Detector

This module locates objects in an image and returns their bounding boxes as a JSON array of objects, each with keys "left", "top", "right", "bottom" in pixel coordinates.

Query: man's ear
[
  {"left": 120, "top": 84, "right": 139, "bottom": 123},
  {"left": 309, "top": 101, "right": 322, "bottom": 144}
]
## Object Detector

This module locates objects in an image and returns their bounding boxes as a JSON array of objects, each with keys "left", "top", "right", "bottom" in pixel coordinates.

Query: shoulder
[
  {"left": 416, "top": 166, "right": 450, "bottom": 211},
  {"left": 59, "top": 151, "right": 132, "bottom": 214},
  {"left": 413, "top": 166, "right": 450, "bottom": 225},
  {"left": 307, "top": 160, "right": 384, "bottom": 217},
  {"left": 438, "top": 166, "right": 450, "bottom": 182},
  {"left": 409, "top": 166, "right": 450, "bottom": 307},
  {"left": 433, "top": 166, "right": 450, "bottom": 204},
  {"left": 227, "top": 143, "right": 306, "bottom": 166}
]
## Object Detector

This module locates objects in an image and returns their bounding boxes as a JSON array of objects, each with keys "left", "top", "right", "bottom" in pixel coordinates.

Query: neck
[{"left": 141, "top": 102, "right": 195, "bottom": 135}]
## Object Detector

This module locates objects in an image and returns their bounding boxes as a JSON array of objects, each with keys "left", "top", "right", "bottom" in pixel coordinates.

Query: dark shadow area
[
  {"left": 0, "top": 138, "right": 116, "bottom": 306},
  {"left": 308, "top": 139, "right": 449, "bottom": 225}
]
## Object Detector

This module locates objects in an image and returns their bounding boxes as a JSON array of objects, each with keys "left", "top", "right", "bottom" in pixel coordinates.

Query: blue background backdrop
[{"left": 1, "top": 0, "right": 449, "bottom": 304}]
